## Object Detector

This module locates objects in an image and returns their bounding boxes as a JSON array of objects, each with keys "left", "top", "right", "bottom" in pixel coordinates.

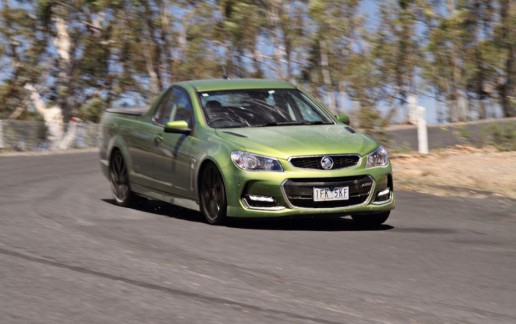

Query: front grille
[
  {"left": 283, "top": 176, "right": 373, "bottom": 208},
  {"left": 289, "top": 155, "right": 360, "bottom": 170}
]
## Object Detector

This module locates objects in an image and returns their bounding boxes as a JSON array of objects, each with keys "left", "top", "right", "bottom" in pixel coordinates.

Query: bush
[
  {"left": 480, "top": 123, "right": 516, "bottom": 151},
  {"left": 79, "top": 97, "right": 107, "bottom": 123}
]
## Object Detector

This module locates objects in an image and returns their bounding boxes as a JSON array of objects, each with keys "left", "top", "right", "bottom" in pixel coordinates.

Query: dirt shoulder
[{"left": 392, "top": 146, "right": 516, "bottom": 200}]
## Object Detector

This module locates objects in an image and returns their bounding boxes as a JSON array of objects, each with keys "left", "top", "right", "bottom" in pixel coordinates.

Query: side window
[
  {"left": 153, "top": 89, "right": 174, "bottom": 126},
  {"left": 152, "top": 87, "right": 193, "bottom": 126},
  {"left": 170, "top": 87, "right": 193, "bottom": 126}
]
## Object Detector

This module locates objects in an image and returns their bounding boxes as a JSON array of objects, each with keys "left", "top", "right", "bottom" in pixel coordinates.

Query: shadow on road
[
  {"left": 226, "top": 218, "right": 393, "bottom": 231},
  {"left": 102, "top": 199, "right": 394, "bottom": 232}
]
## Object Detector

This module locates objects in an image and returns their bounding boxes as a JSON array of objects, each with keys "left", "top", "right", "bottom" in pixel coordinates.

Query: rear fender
[{"left": 106, "top": 135, "right": 133, "bottom": 179}]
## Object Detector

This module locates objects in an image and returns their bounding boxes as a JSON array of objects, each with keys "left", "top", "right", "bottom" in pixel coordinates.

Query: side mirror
[
  {"left": 336, "top": 114, "right": 350, "bottom": 125},
  {"left": 164, "top": 120, "right": 191, "bottom": 134}
]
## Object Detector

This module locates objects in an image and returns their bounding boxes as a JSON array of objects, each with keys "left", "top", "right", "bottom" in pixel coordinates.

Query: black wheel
[
  {"left": 352, "top": 211, "right": 390, "bottom": 227},
  {"left": 199, "top": 163, "right": 227, "bottom": 225},
  {"left": 109, "top": 150, "right": 137, "bottom": 207}
]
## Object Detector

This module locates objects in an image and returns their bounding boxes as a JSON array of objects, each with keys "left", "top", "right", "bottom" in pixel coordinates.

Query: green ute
[{"left": 99, "top": 79, "right": 394, "bottom": 225}]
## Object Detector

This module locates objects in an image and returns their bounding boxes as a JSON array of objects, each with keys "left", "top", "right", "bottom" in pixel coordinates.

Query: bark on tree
[
  {"left": 268, "top": 0, "right": 286, "bottom": 80},
  {"left": 500, "top": 0, "right": 516, "bottom": 117},
  {"left": 447, "top": 0, "right": 469, "bottom": 122},
  {"left": 320, "top": 40, "right": 336, "bottom": 112},
  {"left": 53, "top": 15, "right": 76, "bottom": 123},
  {"left": 24, "top": 84, "right": 80, "bottom": 150},
  {"left": 24, "top": 84, "right": 64, "bottom": 150}
]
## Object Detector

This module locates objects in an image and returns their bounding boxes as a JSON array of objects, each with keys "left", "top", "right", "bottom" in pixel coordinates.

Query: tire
[
  {"left": 109, "top": 150, "right": 139, "bottom": 207},
  {"left": 352, "top": 211, "right": 390, "bottom": 227},
  {"left": 199, "top": 163, "right": 227, "bottom": 225}
]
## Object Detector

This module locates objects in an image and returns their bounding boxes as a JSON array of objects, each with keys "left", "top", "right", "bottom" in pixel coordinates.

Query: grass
[{"left": 480, "top": 124, "right": 516, "bottom": 151}]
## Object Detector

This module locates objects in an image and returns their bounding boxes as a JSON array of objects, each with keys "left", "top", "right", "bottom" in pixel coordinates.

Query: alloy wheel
[
  {"left": 110, "top": 151, "right": 130, "bottom": 206},
  {"left": 200, "top": 163, "right": 227, "bottom": 225}
]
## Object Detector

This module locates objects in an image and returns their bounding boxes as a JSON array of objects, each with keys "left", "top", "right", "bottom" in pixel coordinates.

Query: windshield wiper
[
  {"left": 257, "top": 121, "right": 331, "bottom": 127},
  {"left": 258, "top": 121, "right": 304, "bottom": 127},
  {"left": 302, "top": 121, "right": 333, "bottom": 125}
]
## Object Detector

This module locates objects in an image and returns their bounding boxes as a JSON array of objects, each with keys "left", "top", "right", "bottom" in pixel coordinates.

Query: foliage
[
  {"left": 78, "top": 97, "right": 107, "bottom": 123},
  {"left": 480, "top": 123, "right": 516, "bottom": 151},
  {"left": 0, "top": 0, "right": 514, "bottom": 123}
]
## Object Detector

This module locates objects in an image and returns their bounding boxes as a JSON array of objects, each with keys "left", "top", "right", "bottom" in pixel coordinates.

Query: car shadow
[
  {"left": 102, "top": 199, "right": 394, "bottom": 232},
  {"left": 226, "top": 218, "right": 393, "bottom": 231},
  {"left": 102, "top": 198, "right": 206, "bottom": 223}
]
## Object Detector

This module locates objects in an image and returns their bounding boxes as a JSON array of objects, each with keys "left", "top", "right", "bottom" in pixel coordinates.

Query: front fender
[{"left": 192, "top": 129, "right": 234, "bottom": 202}]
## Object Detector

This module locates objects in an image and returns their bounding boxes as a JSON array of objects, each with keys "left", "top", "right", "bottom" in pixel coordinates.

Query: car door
[
  {"left": 151, "top": 86, "right": 196, "bottom": 198},
  {"left": 125, "top": 90, "right": 172, "bottom": 188}
]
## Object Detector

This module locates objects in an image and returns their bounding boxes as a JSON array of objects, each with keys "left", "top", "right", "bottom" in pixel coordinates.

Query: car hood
[{"left": 215, "top": 125, "right": 379, "bottom": 159}]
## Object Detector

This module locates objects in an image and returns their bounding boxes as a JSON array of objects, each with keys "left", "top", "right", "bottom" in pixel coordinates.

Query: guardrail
[
  {"left": 0, "top": 120, "right": 99, "bottom": 152},
  {"left": 381, "top": 117, "right": 516, "bottom": 152},
  {"left": 1, "top": 118, "right": 514, "bottom": 153}
]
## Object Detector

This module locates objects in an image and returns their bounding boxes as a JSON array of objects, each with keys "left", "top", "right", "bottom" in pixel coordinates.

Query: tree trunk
[
  {"left": 53, "top": 16, "right": 74, "bottom": 123},
  {"left": 250, "top": 45, "right": 264, "bottom": 78},
  {"left": 24, "top": 84, "right": 64, "bottom": 150},
  {"left": 500, "top": 0, "right": 516, "bottom": 117},
  {"left": 319, "top": 40, "right": 336, "bottom": 112},
  {"left": 159, "top": 0, "right": 173, "bottom": 84},
  {"left": 141, "top": 3, "right": 163, "bottom": 97},
  {"left": 268, "top": 0, "right": 285, "bottom": 80},
  {"left": 503, "top": 41, "right": 516, "bottom": 117}
]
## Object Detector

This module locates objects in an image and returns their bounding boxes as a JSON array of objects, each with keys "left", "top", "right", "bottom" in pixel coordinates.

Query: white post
[
  {"left": 417, "top": 105, "right": 429, "bottom": 154},
  {"left": 408, "top": 94, "right": 418, "bottom": 124}
]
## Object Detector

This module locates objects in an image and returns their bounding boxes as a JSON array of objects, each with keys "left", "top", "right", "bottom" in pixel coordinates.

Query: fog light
[
  {"left": 248, "top": 195, "right": 275, "bottom": 203},
  {"left": 377, "top": 188, "right": 390, "bottom": 197},
  {"left": 243, "top": 195, "right": 281, "bottom": 209},
  {"left": 373, "top": 188, "right": 391, "bottom": 204}
]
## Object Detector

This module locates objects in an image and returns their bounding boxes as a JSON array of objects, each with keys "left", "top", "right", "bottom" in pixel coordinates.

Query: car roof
[{"left": 176, "top": 78, "right": 296, "bottom": 92}]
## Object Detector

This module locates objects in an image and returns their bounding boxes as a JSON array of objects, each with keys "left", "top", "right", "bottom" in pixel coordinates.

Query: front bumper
[{"left": 224, "top": 162, "right": 394, "bottom": 218}]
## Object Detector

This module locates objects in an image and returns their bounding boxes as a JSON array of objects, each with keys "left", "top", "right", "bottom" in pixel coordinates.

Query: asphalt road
[{"left": 1, "top": 151, "right": 515, "bottom": 323}]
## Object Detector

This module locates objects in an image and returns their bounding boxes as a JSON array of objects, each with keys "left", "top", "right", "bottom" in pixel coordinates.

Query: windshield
[{"left": 198, "top": 89, "right": 334, "bottom": 128}]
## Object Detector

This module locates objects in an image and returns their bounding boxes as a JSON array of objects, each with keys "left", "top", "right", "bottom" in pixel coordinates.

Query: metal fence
[
  {"left": 1, "top": 118, "right": 514, "bottom": 153},
  {"left": 381, "top": 117, "right": 516, "bottom": 152},
  {"left": 0, "top": 120, "right": 99, "bottom": 152}
]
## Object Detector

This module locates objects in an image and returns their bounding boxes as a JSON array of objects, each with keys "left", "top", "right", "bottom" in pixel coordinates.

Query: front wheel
[
  {"left": 352, "top": 211, "right": 390, "bottom": 227},
  {"left": 199, "top": 163, "right": 227, "bottom": 225}
]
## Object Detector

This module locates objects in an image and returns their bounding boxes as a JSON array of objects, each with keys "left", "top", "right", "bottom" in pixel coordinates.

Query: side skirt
[{"left": 131, "top": 183, "right": 200, "bottom": 212}]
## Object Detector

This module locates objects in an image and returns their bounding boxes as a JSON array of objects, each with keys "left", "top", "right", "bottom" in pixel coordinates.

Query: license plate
[{"left": 313, "top": 187, "right": 349, "bottom": 202}]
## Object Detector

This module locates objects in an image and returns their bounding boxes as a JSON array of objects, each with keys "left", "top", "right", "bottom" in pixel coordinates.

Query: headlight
[
  {"left": 231, "top": 151, "right": 283, "bottom": 171},
  {"left": 366, "top": 145, "right": 389, "bottom": 168}
]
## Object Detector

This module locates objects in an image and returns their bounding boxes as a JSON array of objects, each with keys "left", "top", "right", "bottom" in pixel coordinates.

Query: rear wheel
[
  {"left": 352, "top": 211, "right": 390, "bottom": 227},
  {"left": 109, "top": 150, "right": 138, "bottom": 207},
  {"left": 199, "top": 163, "right": 227, "bottom": 225}
]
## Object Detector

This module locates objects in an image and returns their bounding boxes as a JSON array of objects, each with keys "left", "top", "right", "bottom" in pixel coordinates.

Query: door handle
[{"left": 154, "top": 135, "right": 163, "bottom": 144}]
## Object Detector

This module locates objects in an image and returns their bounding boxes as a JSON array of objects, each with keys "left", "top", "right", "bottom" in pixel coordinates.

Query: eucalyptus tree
[
  {"left": 172, "top": 0, "right": 225, "bottom": 80},
  {"left": 369, "top": 0, "right": 436, "bottom": 123},
  {"left": 266, "top": 0, "right": 309, "bottom": 82},
  {"left": 498, "top": 0, "right": 515, "bottom": 117},
  {"left": 0, "top": 0, "right": 46, "bottom": 119},
  {"left": 464, "top": 0, "right": 498, "bottom": 119},
  {"left": 422, "top": 0, "right": 511, "bottom": 121},
  {"left": 305, "top": 0, "right": 364, "bottom": 112},
  {"left": 29, "top": 0, "right": 124, "bottom": 122},
  {"left": 211, "top": 0, "right": 265, "bottom": 78}
]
